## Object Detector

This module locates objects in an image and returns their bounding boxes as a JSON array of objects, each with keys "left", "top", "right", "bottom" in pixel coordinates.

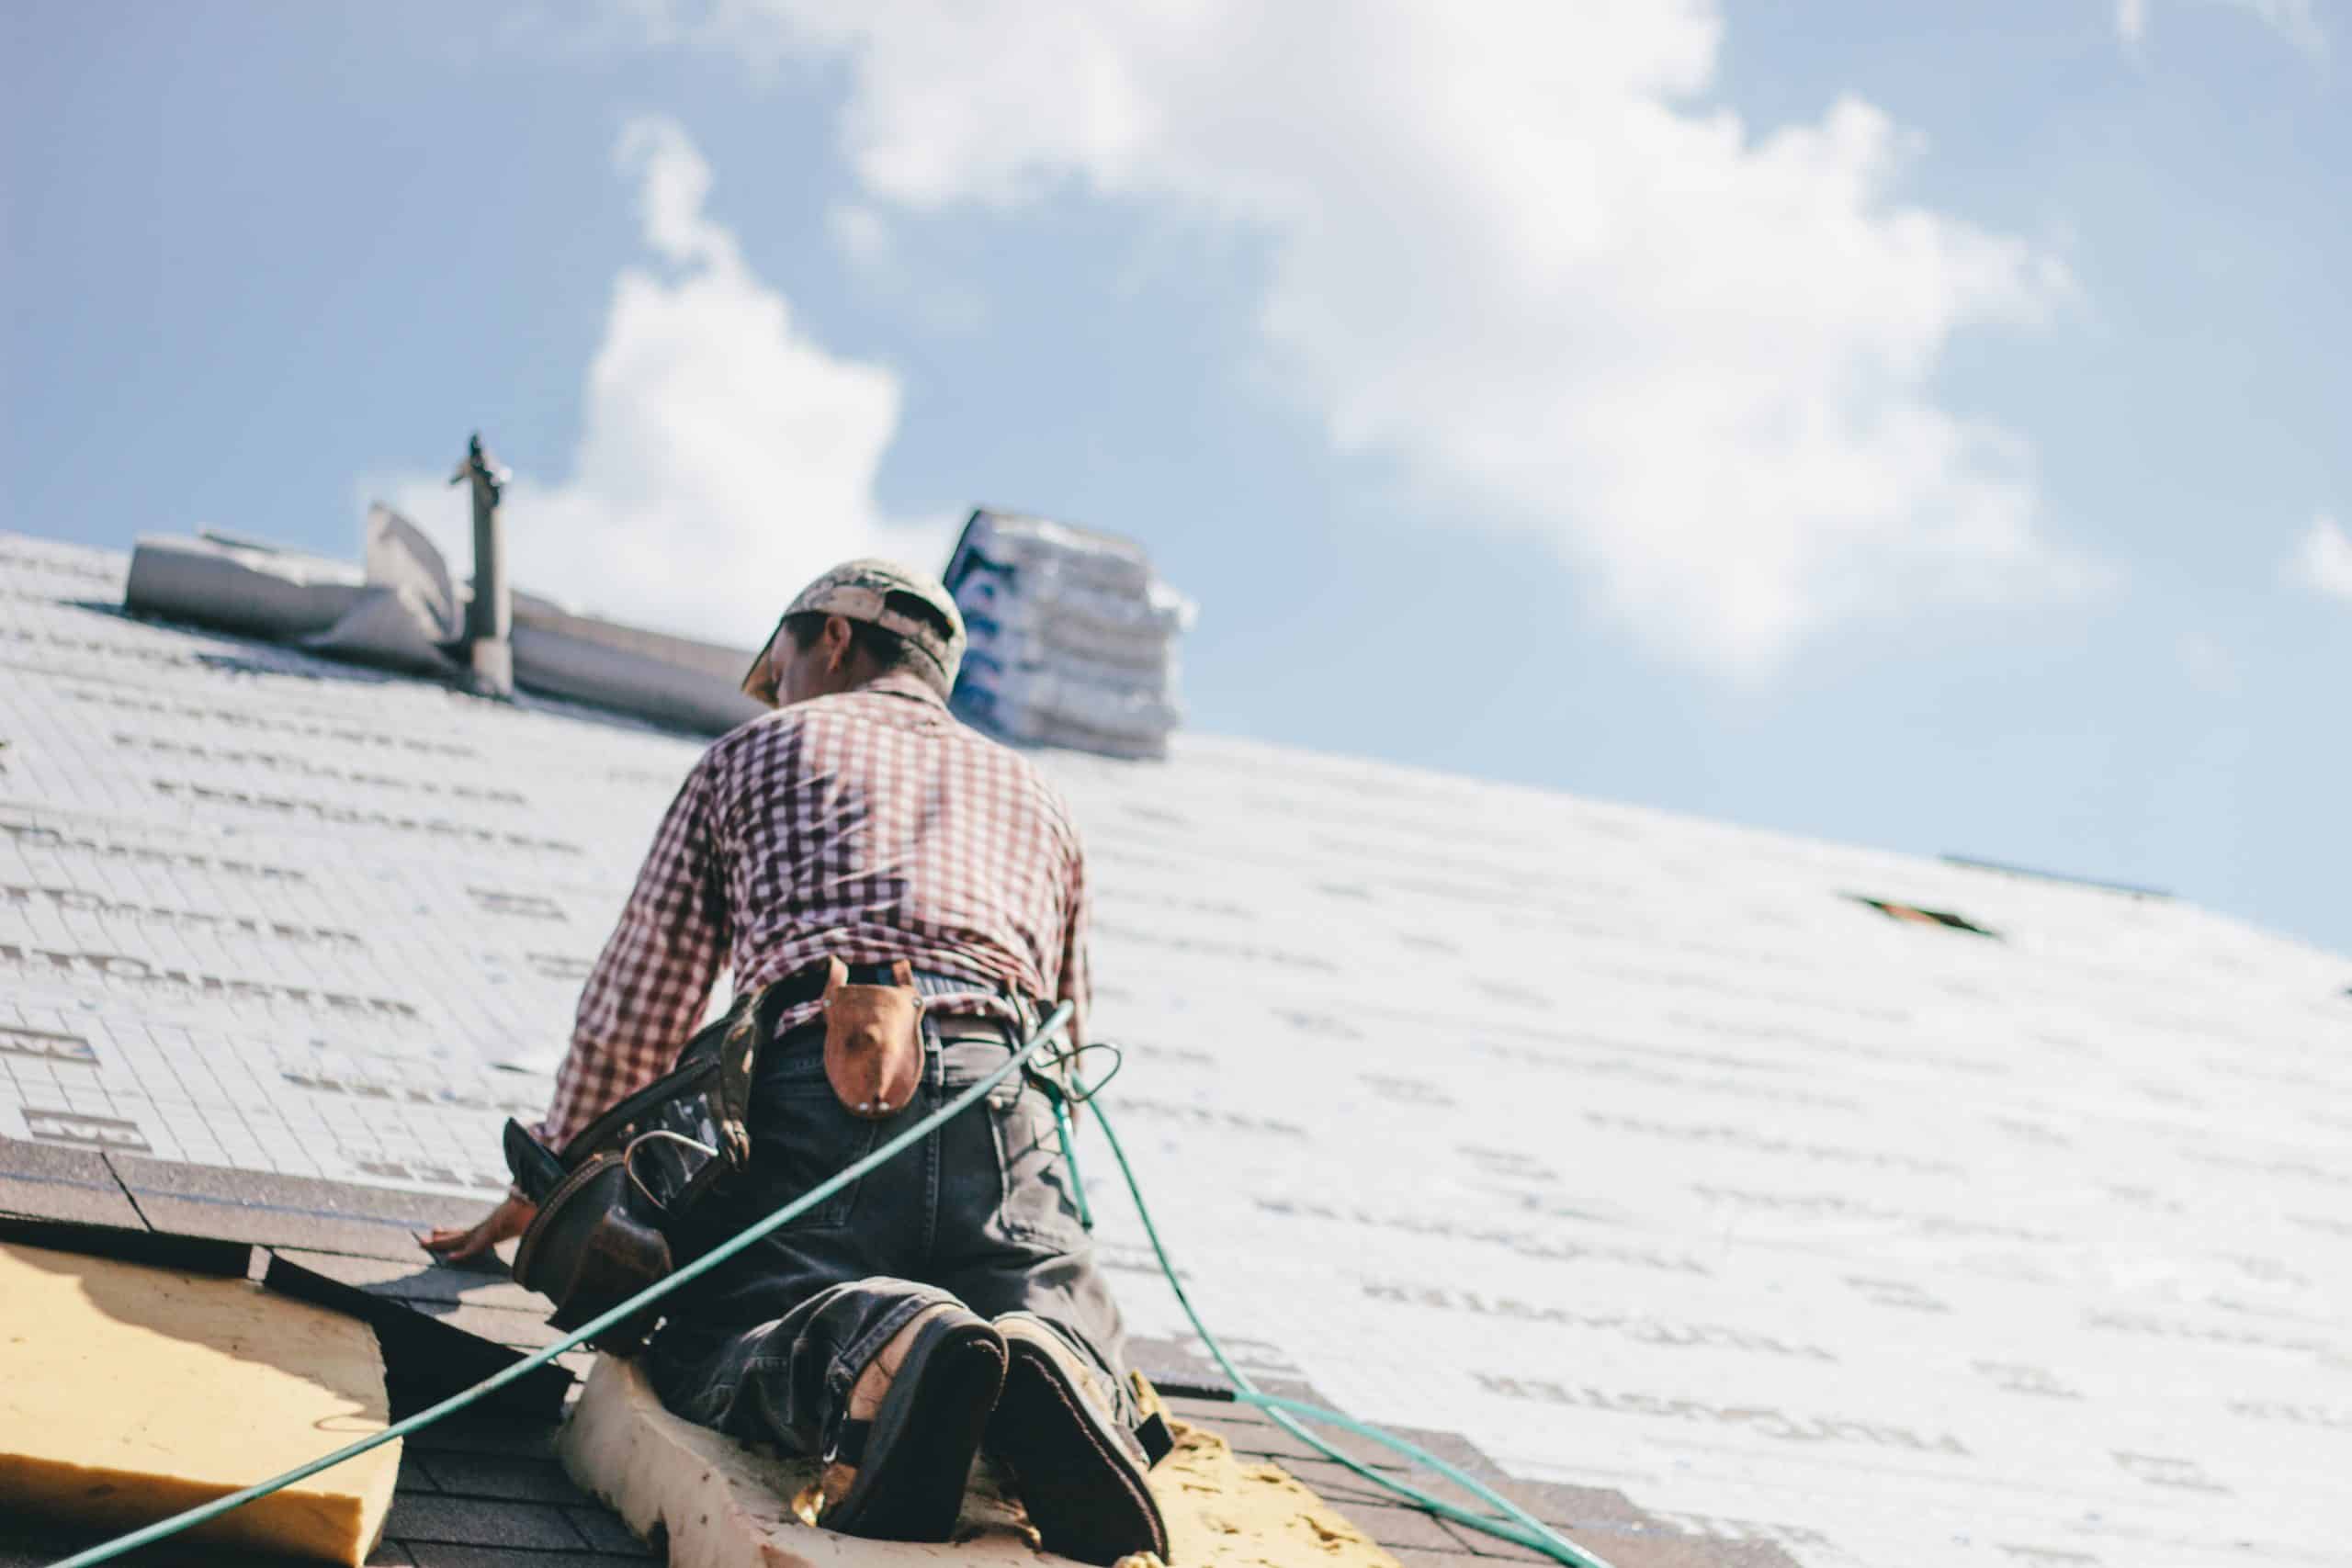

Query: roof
[{"left": 3, "top": 529, "right": 2347, "bottom": 1568}]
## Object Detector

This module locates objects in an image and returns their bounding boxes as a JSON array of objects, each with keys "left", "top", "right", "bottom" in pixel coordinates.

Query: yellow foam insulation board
[
  {"left": 0, "top": 1241, "right": 401, "bottom": 1565},
  {"left": 559, "top": 1353, "right": 1402, "bottom": 1568}
]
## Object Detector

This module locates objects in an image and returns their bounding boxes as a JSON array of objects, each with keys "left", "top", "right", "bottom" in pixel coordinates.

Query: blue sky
[{"left": 6, "top": 1, "right": 2347, "bottom": 959}]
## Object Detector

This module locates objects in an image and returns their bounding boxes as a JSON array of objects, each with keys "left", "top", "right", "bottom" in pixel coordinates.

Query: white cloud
[
  {"left": 378, "top": 117, "right": 946, "bottom": 647},
  {"left": 640, "top": 0, "right": 2084, "bottom": 675},
  {"left": 2112, "top": 0, "right": 2330, "bottom": 60},
  {"left": 2290, "top": 514, "right": 2352, "bottom": 603}
]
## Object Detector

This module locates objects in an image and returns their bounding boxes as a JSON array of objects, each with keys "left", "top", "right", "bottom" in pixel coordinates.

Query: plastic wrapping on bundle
[
  {"left": 955, "top": 685, "right": 1173, "bottom": 761},
  {"left": 977, "top": 663, "right": 1181, "bottom": 738},
  {"left": 951, "top": 510, "right": 1157, "bottom": 597},
  {"left": 989, "top": 606, "right": 1184, "bottom": 680},
  {"left": 944, "top": 508, "right": 1192, "bottom": 760}
]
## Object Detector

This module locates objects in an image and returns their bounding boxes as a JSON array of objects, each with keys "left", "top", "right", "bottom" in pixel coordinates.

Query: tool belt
[{"left": 503, "top": 958, "right": 1033, "bottom": 1351}]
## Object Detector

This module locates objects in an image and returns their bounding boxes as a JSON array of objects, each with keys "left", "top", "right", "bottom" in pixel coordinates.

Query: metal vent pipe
[{"left": 452, "top": 432, "right": 514, "bottom": 696}]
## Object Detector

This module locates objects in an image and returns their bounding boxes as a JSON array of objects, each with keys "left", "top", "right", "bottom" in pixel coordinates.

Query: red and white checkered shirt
[{"left": 540, "top": 671, "right": 1090, "bottom": 1148}]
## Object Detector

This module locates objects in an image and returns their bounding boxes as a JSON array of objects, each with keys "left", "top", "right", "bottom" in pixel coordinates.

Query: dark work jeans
[{"left": 646, "top": 1019, "right": 1140, "bottom": 1458}]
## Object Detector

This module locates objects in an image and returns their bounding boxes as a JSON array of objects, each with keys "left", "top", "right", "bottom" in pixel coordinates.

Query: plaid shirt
[{"left": 540, "top": 671, "right": 1090, "bottom": 1148}]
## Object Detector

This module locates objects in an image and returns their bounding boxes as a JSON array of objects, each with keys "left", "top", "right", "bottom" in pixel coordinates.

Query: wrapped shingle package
[{"left": 942, "top": 508, "right": 1195, "bottom": 760}]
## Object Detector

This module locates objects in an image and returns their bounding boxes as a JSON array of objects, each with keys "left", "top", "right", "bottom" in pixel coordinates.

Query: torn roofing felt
[
  {"left": 0, "top": 1209, "right": 574, "bottom": 1422},
  {"left": 3, "top": 529, "right": 2348, "bottom": 1568}
]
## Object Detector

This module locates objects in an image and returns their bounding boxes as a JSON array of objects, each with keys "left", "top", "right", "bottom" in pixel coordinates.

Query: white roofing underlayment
[{"left": 2, "top": 529, "right": 2345, "bottom": 1568}]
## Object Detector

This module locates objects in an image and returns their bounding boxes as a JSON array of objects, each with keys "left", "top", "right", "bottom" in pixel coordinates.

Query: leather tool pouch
[
  {"left": 511, "top": 1153, "right": 671, "bottom": 1351},
  {"left": 822, "top": 958, "right": 926, "bottom": 1120},
  {"left": 504, "top": 991, "right": 767, "bottom": 1352}
]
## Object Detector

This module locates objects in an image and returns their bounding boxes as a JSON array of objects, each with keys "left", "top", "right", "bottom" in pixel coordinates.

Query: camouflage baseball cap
[{"left": 741, "top": 558, "right": 967, "bottom": 705}]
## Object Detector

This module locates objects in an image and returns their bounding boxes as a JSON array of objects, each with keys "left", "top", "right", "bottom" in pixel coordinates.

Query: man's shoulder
[
  {"left": 705, "top": 705, "right": 803, "bottom": 761},
  {"left": 979, "top": 736, "right": 1085, "bottom": 846}
]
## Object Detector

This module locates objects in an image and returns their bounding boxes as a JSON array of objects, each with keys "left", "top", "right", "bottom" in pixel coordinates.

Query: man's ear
[{"left": 822, "top": 615, "right": 856, "bottom": 674}]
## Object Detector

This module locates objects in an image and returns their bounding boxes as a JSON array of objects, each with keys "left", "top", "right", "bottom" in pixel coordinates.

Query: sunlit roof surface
[{"left": 4, "top": 530, "right": 2346, "bottom": 1568}]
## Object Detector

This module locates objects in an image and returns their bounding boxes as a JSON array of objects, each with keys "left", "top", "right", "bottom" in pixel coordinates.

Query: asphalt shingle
[
  {"left": 413, "top": 1452, "right": 582, "bottom": 1506},
  {"left": 0, "top": 1137, "right": 143, "bottom": 1227},
  {"left": 382, "top": 1492, "right": 588, "bottom": 1551}
]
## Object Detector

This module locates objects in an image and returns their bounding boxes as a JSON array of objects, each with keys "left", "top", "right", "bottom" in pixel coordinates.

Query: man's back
[
  {"left": 702, "top": 672, "right": 1086, "bottom": 1008},
  {"left": 544, "top": 669, "right": 1089, "bottom": 1147}
]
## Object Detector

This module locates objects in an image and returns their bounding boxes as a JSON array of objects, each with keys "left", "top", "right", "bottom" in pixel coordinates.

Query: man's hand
[{"left": 419, "top": 1191, "right": 537, "bottom": 1264}]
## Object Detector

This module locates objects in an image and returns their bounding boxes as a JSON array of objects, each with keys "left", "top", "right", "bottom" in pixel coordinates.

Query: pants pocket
[
  {"left": 989, "top": 1089, "right": 1090, "bottom": 1247},
  {"left": 751, "top": 1057, "right": 884, "bottom": 1230}
]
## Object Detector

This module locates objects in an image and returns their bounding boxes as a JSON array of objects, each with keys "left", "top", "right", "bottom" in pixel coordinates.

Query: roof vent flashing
[
  {"left": 124, "top": 508, "right": 764, "bottom": 736},
  {"left": 1848, "top": 895, "right": 2001, "bottom": 939}
]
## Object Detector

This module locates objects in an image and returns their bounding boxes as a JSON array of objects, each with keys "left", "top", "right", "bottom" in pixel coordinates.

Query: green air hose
[
  {"left": 1042, "top": 1068, "right": 1614, "bottom": 1568},
  {"left": 48, "top": 1004, "right": 1071, "bottom": 1568},
  {"left": 51, "top": 1006, "right": 1613, "bottom": 1568}
]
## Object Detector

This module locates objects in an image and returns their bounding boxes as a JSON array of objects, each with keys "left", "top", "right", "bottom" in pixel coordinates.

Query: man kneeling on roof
[{"left": 424, "top": 560, "right": 1168, "bottom": 1564}]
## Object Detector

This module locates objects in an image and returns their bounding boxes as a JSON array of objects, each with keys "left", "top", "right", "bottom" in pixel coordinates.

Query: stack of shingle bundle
[{"left": 941, "top": 507, "right": 1194, "bottom": 761}]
